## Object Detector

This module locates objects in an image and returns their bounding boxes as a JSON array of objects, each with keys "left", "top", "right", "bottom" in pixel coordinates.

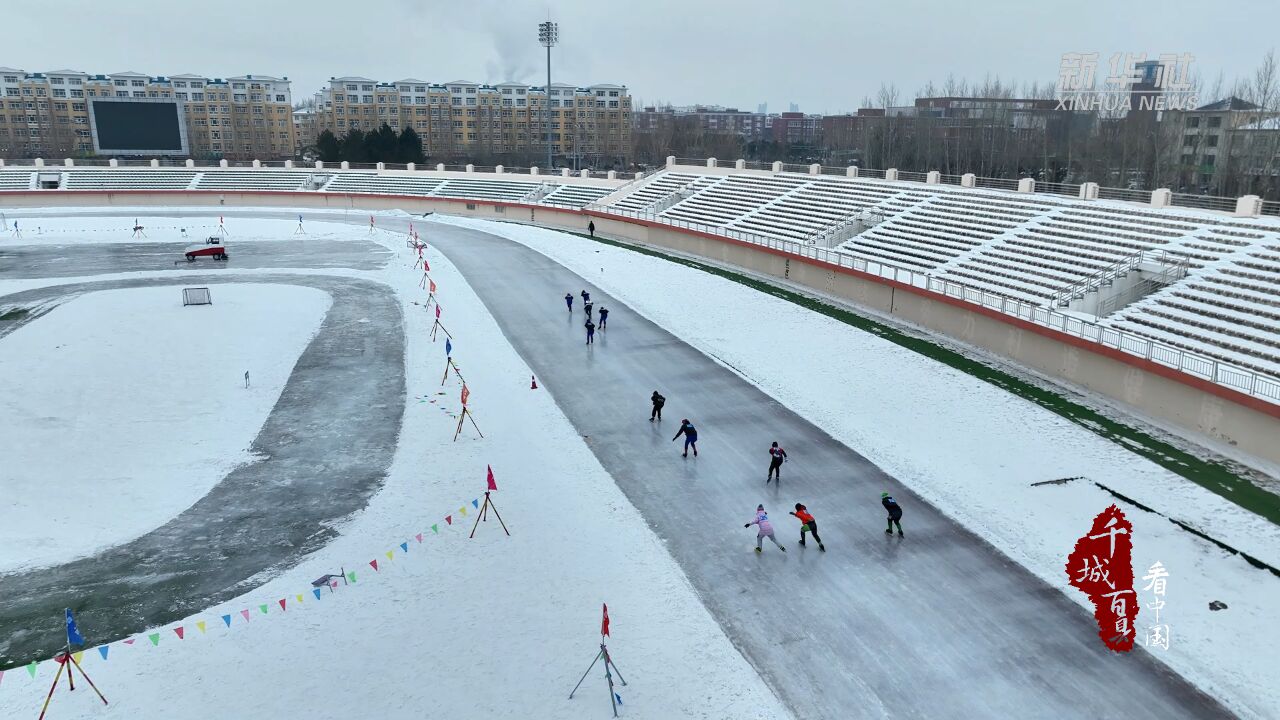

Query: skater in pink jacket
[{"left": 745, "top": 504, "right": 786, "bottom": 553}]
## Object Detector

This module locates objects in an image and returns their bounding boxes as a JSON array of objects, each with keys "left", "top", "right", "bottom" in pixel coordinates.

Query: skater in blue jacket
[{"left": 672, "top": 419, "right": 698, "bottom": 457}]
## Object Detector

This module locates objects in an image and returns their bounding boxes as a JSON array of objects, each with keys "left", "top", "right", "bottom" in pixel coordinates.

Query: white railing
[{"left": 588, "top": 204, "right": 1280, "bottom": 405}]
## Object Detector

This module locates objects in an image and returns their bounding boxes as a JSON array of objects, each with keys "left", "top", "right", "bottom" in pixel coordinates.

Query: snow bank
[
  {"left": 0, "top": 283, "right": 331, "bottom": 572},
  {"left": 434, "top": 215, "right": 1280, "bottom": 719}
]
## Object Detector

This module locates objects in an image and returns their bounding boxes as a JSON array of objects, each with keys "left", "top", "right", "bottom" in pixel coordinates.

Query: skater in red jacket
[{"left": 789, "top": 503, "right": 825, "bottom": 551}]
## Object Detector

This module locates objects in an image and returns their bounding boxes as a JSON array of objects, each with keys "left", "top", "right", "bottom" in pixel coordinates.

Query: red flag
[
  {"left": 460, "top": 384, "right": 470, "bottom": 407},
  {"left": 487, "top": 465, "right": 497, "bottom": 491},
  {"left": 174, "top": 627, "right": 185, "bottom": 640},
  {"left": 369, "top": 559, "right": 379, "bottom": 572},
  {"left": 435, "top": 304, "right": 441, "bottom": 319},
  {"left": 601, "top": 604, "right": 610, "bottom": 637},
  {"left": 429, "top": 279, "right": 437, "bottom": 293},
  {"left": 445, "top": 515, "right": 452, "bottom": 525},
  {"left": 278, "top": 599, "right": 287, "bottom": 611}
]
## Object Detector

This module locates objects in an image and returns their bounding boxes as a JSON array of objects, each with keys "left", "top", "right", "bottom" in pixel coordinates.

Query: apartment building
[
  {"left": 634, "top": 105, "right": 770, "bottom": 140},
  {"left": 311, "top": 77, "right": 632, "bottom": 167},
  {"left": 0, "top": 67, "right": 294, "bottom": 160}
]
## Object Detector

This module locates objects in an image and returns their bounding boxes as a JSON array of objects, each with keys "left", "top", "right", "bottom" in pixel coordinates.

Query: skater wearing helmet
[
  {"left": 745, "top": 504, "right": 785, "bottom": 553},
  {"left": 789, "top": 503, "right": 825, "bottom": 551},
  {"left": 882, "top": 492, "right": 904, "bottom": 537},
  {"left": 672, "top": 419, "right": 698, "bottom": 457},
  {"left": 766, "top": 441, "right": 787, "bottom": 484}
]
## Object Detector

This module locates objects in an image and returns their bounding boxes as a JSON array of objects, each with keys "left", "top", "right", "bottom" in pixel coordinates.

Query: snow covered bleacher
[
  {"left": 610, "top": 173, "right": 720, "bottom": 212},
  {"left": 433, "top": 178, "right": 541, "bottom": 202},
  {"left": 320, "top": 173, "right": 444, "bottom": 196},
  {"left": 0, "top": 170, "right": 33, "bottom": 189},
  {"left": 541, "top": 184, "right": 614, "bottom": 208},
  {"left": 1108, "top": 240, "right": 1280, "bottom": 377},
  {"left": 194, "top": 171, "right": 314, "bottom": 191},
  {"left": 63, "top": 170, "right": 197, "bottom": 190}
]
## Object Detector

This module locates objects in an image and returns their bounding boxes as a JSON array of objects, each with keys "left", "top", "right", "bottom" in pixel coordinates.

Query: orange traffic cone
[{"left": 531, "top": 375, "right": 538, "bottom": 390}]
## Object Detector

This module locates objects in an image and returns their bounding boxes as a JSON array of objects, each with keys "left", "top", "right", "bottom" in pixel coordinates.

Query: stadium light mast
[{"left": 538, "top": 20, "right": 558, "bottom": 171}]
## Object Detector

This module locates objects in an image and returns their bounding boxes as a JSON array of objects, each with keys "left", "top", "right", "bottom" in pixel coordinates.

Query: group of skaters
[
  {"left": 565, "top": 290, "right": 608, "bottom": 345},
  {"left": 650, "top": 390, "right": 908, "bottom": 554},
  {"left": 563, "top": 289, "right": 907, "bottom": 555}
]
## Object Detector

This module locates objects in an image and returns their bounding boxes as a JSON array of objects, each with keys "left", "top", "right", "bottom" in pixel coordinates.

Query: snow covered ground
[
  {"left": 432, "top": 215, "right": 1280, "bottom": 719},
  {"left": 0, "top": 212, "right": 790, "bottom": 719},
  {"left": 0, "top": 283, "right": 330, "bottom": 573}
]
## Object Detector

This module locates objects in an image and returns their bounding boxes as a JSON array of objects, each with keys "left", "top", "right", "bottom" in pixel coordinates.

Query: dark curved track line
[{"left": 0, "top": 273, "right": 404, "bottom": 668}]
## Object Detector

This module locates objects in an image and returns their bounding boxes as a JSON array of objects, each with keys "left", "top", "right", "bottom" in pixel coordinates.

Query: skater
[
  {"left": 745, "top": 504, "right": 785, "bottom": 553},
  {"left": 565, "top": 292, "right": 573, "bottom": 313},
  {"left": 766, "top": 441, "right": 787, "bottom": 483},
  {"left": 882, "top": 492, "right": 904, "bottom": 537},
  {"left": 588, "top": 220, "right": 596, "bottom": 237},
  {"left": 581, "top": 289, "right": 590, "bottom": 304},
  {"left": 584, "top": 299, "right": 594, "bottom": 318},
  {"left": 598, "top": 306, "right": 609, "bottom": 330},
  {"left": 585, "top": 318, "right": 596, "bottom": 345},
  {"left": 789, "top": 503, "right": 825, "bottom": 551},
  {"left": 649, "top": 391, "right": 665, "bottom": 422},
  {"left": 672, "top": 419, "right": 698, "bottom": 457}
]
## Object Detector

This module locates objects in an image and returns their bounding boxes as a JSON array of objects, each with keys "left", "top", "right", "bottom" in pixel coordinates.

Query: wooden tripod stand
[
  {"left": 469, "top": 491, "right": 510, "bottom": 538},
  {"left": 38, "top": 648, "right": 108, "bottom": 719},
  {"left": 430, "top": 319, "right": 452, "bottom": 342},
  {"left": 569, "top": 640, "right": 628, "bottom": 717},
  {"left": 452, "top": 406, "right": 483, "bottom": 441},
  {"left": 441, "top": 357, "right": 465, "bottom": 386}
]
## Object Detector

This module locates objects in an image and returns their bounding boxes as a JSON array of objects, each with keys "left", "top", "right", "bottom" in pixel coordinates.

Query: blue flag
[
  {"left": 65, "top": 608, "right": 85, "bottom": 646},
  {"left": 615, "top": 693, "right": 623, "bottom": 705},
  {"left": 445, "top": 339, "right": 452, "bottom": 357}
]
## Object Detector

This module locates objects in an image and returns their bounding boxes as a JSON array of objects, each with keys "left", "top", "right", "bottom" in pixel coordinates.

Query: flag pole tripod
[
  {"left": 441, "top": 357, "right": 465, "bottom": 387},
  {"left": 38, "top": 646, "right": 108, "bottom": 720},
  {"left": 569, "top": 639, "right": 627, "bottom": 717},
  {"left": 469, "top": 491, "right": 509, "bottom": 538},
  {"left": 430, "top": 319, "right": 452, "bottom": 342},
  {"left": 452, "top": 407, "right": 483, "bottom": 441}
]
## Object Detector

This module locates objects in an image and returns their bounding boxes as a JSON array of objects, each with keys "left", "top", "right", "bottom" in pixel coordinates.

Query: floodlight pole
[{"left": 539, "top": 20, "right": 558, "bottom": 172}]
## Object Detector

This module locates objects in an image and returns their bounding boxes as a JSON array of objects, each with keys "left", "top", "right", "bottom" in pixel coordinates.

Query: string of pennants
[{"left": 0, "top": 484, "right": 495, "bottom": 691}]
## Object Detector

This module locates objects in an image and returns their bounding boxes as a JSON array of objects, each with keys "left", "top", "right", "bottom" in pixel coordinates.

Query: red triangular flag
[
  {"left": 602, "top": 603, "right": 610, "bottom": 637},
  {"left": 435, "top": 305, "right": 441, "bottom": 319},
  {"left": 278, "top": 598, "right": 287, "bottom": 611},
  {"left": 123, "top": 638, "right": 136, "bottom": 645},
  {"left": 487, "top": 465, "right": 498, "bottom": 491},
  {"left": 445, "top": 515, "right": 452, "bottom": 525},
  {"left": 174, "top": 627, "right": 185, "bottom": 640},
  {"left": 370, "top": 559, "right": 379, "bottom": 571},
  {"left": 429, "top": 279, "right": 437, "bottom": 293},
  {"left": 415, "top": 532, "right": 423, "bottom": 543}
]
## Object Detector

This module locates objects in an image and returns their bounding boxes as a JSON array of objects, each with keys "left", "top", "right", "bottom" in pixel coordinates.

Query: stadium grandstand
[{"left": 2, "top": 156, "right": 1277, "bottom": 414}]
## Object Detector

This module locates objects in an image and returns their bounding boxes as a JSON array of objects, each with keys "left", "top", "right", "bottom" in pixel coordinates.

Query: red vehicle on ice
[{"left": 184, "top": 244, "right": 229, "bottom": 262}]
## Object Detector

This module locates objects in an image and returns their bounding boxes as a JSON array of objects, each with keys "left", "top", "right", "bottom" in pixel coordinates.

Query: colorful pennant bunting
[
  {"left": 174, "top": 627, "right": 185, "bottom": 640},
  {"left": 147, "top": 633, "right": 160, "bottom": 646}
]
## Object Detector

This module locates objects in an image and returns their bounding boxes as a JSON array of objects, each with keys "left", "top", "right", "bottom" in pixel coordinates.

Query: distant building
[
  {"left": 0, "top": 67, "right": 294, "bottom": 160},
  {"left": 1168, "top": 97, "right": 1280, "bottom": 192},
  {"left": 312, "top": 77, "right": 631, "bottom": 167},
  {"left": 770, "top": 111, "right": 822, "bottom": 146},
  {"left": 634, "top": 104, "right": 769, "bottom": 140}
]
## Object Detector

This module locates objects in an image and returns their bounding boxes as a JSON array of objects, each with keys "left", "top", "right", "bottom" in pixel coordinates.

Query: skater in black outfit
[
  {"left": 766, "top": 441, "right": 787, "bottom": 483},
  {"left": 598, "top": 307, "right": 609, "bottom": 330},
  {"left": 649, "top": 391, "right": 665, "bottom": 421},
  {"left": 581, "top": 290, "right": 590, "bottom": 304},
  {"left": 588, "top": 220, "right": 596, "bottom": 237},
  {"left": 882, "top": 492, "right": 904, "bottom": 537},
  {"left": 585, "top": 319, "right": 596, "bottom": 345},
  {"left": 789, "top": 503, "right": 825, "bottom": 551},
  {"left": 672, "top": 419, "right": 698, "bottom": 457},
  {"left": 564, "top": 293, "right": 573, "bottom": 312},
  {"left": 584, "top": 299, "right": 593, "bottom": 319}
]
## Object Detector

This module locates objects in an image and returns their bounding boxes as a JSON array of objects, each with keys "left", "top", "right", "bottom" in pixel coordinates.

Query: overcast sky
[{"left": 6, "top": 0, "right": 1278, "bottom": 112}]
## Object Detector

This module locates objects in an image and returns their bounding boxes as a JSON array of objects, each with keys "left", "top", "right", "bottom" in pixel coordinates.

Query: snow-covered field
[
  {"left": 433, "top": 215, "right": 1280, "bottom": 719},
  {"left": 0, "top": 283, "right": 330, "bottom": 572},
  {"left": 0, "top": 212, "right": 790, "bottom": 719}
]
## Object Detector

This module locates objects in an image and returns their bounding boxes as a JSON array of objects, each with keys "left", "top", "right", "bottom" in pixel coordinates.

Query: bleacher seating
[
  {"left": 194, "top": 171, "right": 314, "bottom": 191},
  {"left": 0, "top": 170, "right": 33, "bottom": 190},
  {"left": 433, "top": 178, "right": 541, "bottom": 201},
  {"left": 541, "top": 184, "right": 614, "bottom": 208},
  {"left": 611, "top": 173, "right": 721, "bottom": 212},
  {"left": 63, "top": 170, "right": 196, "bottom": 190},
  {"left": 1108, "top": 242, "right": 1280, "bottom": 376},
  {"left": 321, "top": 174, "right": 444, "bottom": 196}
]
